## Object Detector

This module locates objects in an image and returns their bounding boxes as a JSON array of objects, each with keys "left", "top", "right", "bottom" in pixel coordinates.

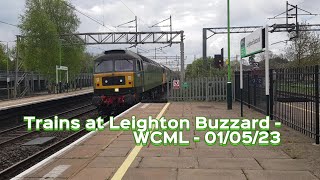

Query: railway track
[
  {"left": 0, "top": 102, "right": 132, "bottom": 179},
  {"left": 0, "top": 127, "right": 89, "bottom": 179},
  {"left": 0, "top": 103, "right": 99, "bottom": 179},
  {"left": 0, "top": 104, "right": 94, "bottom": 147}
]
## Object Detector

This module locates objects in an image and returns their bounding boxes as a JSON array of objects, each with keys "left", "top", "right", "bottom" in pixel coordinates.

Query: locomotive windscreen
[
  {"left": 95, "top": 60, "right": 113, "bottom": 73},
  {"left": 94, "top": 59, "right": 134, "bottom": 73},
  {"left": 115, "top": 60, "right": 133, "bottom": 72}
]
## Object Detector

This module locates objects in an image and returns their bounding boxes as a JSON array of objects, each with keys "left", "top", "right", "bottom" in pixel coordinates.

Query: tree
[
  {"left": 259, "top": 51, "right": 289, "bottom": 69},
  {"left": 81, "top": 52, "right": 95, "bottom": 73},
  {"left": 185, "top": 57, "right": 228, "bottom": 78},
  {"left": 19, "top": 0, "right": 85, "bottom": 82},
  {"left": 0, "top": 43, "right": 15, "bottom": 71},
  {"left": 285, "top": 23, "right": 320, "bottom": 66},
  {"left": 0, "top": 44, "right": 8, "bottom": 71}
]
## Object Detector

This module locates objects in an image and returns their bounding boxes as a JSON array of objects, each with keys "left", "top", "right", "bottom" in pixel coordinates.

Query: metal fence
[
  {"left": 0, "top": 71, "right": 93, "bottom": 100},
  {"left": 167, "top": 76, "right": 231, "bottom": 101},
  {"left": 235, "top": 69, "right": 267, "bottom": 114},
  {"left": 273, "top": 66, "right": 319, "bottom": 143},
  {"left": 235, "top": 65, "right": 320, "bottom": 144}
]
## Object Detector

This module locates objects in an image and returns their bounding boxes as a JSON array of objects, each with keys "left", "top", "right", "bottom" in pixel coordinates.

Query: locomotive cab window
[
  {"left": 115, "top": 60, "right": 134, "bottom": 72},
  {"left": 94, "top": 60, "right": 113, "bottom": 73},
  {"left": 136, "top": 60, "right": 142, "bottom": 71}
]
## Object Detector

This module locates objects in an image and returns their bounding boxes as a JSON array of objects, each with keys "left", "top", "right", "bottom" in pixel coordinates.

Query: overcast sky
[{"left": 0, "top": 0, "right": 319, "bottom": 69}]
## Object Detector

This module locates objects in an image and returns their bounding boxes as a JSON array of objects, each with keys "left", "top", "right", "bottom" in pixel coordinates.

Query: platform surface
[
  {"left": 0, "top": 88, "right": 92, "bottom": 111},
  {"left": 15, "top": 102, "right": 319, "bottom": 180}
]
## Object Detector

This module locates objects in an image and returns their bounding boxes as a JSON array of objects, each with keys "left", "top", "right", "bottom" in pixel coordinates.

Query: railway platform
[
  {"left": 14, "top": 102, "right": 319, "bottom": 180},
  {"left": 0, "top": 88, "right": 92, "bottom": 111}
]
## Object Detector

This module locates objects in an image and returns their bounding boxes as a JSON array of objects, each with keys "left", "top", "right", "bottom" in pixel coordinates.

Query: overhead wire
[
  {"left": 99, "top": 0, "right": 106, "bottom": 52},
  {"left": 0, "top": 20, "right": 18, "bottom": 28},
  {"left": 118, "top": 0, "right": 176, "bottom": 55},
  {"left": 119, "top": 0, "right": 149, "bottom": 27},
  {"left": 66, "top": 1, "right": 122, "bottom": 52},
  {"left": 119, "top": 0, "right": 135, "bottom": 16},
  {"left": 267, "top": 0, "right": 318, "bottom": 51},
  {"left": 118, "top": 0, "right": 143, "bottom": 52},
  {"left": 297, "top": 0, "right": 305, "bottom": 6},
  {"left": 64, "top": 1, "right": 115, "bottom": 32}
]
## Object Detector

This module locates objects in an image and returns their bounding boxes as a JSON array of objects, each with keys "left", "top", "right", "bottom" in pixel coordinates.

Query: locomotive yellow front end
[
  {"left": 92, "top": 50, "right": 140, "bottom": 115},
  {"left": 94, "top": 72, "right": 134, "bottom": 93}
]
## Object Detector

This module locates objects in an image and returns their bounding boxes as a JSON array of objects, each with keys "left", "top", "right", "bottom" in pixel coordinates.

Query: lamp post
[
  {"left": 227, "top": 0, "right": 233, "bottom": 109},
  {"left": 58, "top": 39, "right": 64, "bottom": 93},
  {"left": 6, "top": 42, "right": 9, "bottom": 99},
  {"left": 60, "top": 41, "right": 62, "bottom": 68}
]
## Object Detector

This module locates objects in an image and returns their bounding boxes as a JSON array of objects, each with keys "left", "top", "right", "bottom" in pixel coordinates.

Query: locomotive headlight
[
  {"left": 128, "top": 76, "right": 132, "bottom": 80},
  {"left": 96, "top": 78, "right": 100, "bottom": 83},
  {"left": 115, "top": 88, "right": 119, "bottom": 92}
]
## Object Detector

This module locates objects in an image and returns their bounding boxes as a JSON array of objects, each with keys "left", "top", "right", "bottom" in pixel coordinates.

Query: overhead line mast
[
  {"left": 268, "top": 1, "right": 318, "bottom": 40},
  {"left": 117, "top": 16, "right": 138, "bottom": 47},
  {"left": 150, "top": 16, "right": 173, "bottom": 46}
]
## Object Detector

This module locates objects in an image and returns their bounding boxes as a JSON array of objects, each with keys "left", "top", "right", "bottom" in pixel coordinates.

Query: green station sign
[{"left": 240, "top": 28, "right": 266, "bottom": 58}]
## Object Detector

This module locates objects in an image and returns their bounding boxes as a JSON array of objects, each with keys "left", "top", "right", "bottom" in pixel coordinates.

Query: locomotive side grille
[{"left": 102, "top": 76, "right": 126, "bottom": 86}]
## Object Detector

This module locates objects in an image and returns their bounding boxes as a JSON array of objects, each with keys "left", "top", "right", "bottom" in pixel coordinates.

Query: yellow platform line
[
  {"left": 111, "top": 102, "right": 170, "bottom": 180},
  {"left": 280, "top": 102, "right": 318, "bottom": 114}
]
